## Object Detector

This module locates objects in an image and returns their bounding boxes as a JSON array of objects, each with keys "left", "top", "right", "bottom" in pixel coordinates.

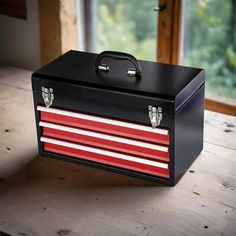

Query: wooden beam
[
  {"left": 171, "top": 0, "right": 182, "bottom": 64},
  {"left": 205, "top": 98, "right": 236, "bottom": 116},
  {"left": 38, "top": 0, "right": 77, "bottom": 66},
  {"left": 157, "top": 0, "right": 172, "bottom": 64},
  {"left": 38, "top": 0, "right": 61, "bottom": 65},
  {"left": 157, "top": 0, "right": 182, "bottom": 64},
  {"left": 59, "top": 0, "right": 77, "bottom": 54}
]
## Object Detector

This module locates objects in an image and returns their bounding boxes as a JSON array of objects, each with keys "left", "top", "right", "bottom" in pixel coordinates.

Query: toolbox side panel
[{"left": 174, "top": 85, "right": 204, "bottom": 184}]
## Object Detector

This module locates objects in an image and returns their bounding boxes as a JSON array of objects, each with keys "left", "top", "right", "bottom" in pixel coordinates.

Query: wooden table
[{"left": 0, "top": 67, "right": 235, "bottom": 236}]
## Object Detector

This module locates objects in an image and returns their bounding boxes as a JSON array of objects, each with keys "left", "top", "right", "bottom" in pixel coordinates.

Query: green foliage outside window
[
  {"left": 182, "top": 0, "right": 236, "bottom": 100},
  {"left": 96, "top": 0, "right": 157, "bottom": 61}
]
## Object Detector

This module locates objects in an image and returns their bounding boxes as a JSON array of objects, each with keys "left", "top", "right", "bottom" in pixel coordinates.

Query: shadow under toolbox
[{"left": 32, "top": 50, "right": 205, "bottom": 186}]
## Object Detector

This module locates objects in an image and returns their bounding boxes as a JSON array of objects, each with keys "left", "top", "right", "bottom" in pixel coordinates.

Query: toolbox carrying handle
[{"left": 95, "top": 51, "right": 142, "bottom": 78}]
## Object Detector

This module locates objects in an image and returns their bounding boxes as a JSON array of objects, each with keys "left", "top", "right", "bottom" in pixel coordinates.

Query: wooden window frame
[
  {"left": 157, "top": 0, "right": 236, "bottom": 116},
  {"left": 157, "top": 0, "right": 181, "bottom": 64}
]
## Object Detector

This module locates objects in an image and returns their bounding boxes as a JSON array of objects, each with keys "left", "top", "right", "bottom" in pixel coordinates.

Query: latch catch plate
[
  {"left": 42, "top": 87, "right": 54, "bottom": 108},
  {"left": 148, "top": 105, "right": 163, "bottom": 128}
]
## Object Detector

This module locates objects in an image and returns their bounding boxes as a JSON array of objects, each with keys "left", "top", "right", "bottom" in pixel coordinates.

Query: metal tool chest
[{"left": 32, "top": 50, "right": 205, "bottom": 186}]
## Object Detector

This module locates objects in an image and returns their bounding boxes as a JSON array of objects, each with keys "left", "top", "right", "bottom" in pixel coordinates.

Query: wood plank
[
  {"left": 38, "top": 0, "right": 62, "bottom": 65},
  {"left": 59, "top": 0, "right": 77, "bottom": 54},
  {"left": 157, "top": 0, "right": 182, "bottom": 64},
  {"left": 204, "top": 110, "right": 236, "bottom": 150},
  {"left": 38, "top": 0, "right": 77, "bottom": 66},
  {"left": 157, "top": 0, "right": 173, "bottom": 64},
  {"left": 171, "top": 0, "right": 182, "bottom": 64},
  {"left": 205, "top": 98, "right": 236, "bottom": 116}
]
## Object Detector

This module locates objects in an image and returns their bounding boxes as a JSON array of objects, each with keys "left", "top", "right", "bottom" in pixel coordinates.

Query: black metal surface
[
  {"left": 32, "top": 50, "right": 204, "bottom": 111},
  {"left": 32, "top": 78, "right": 176, "bottom": 114},
  {"left": 32, "top": 91, "right": 174, "bottom": 127},
  {"left": 41, "top": 151, "right": 172, "bottom": 186}
]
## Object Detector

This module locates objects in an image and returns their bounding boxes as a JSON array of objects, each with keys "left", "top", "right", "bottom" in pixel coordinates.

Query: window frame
[{"left": 157, "top": 0, "right": 236, "bottom": 116}]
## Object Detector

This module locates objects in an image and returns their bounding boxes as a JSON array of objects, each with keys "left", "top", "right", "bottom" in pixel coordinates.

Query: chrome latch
[
  {"left": 97, "top": 64, "right": 110, "bottom": 72},
  {"left": 127, "top": 68, "right": 136, "bottom": 77},
  {"left": 148, "top": 105, "right": 162, "bottom": 128},
  {"left": 42, "top": 87, "right": 54, "bottom": 108}
]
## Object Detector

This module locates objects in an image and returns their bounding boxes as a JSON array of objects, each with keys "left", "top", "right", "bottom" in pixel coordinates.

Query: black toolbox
[{"left": 32, "top": 50, "right": 205, "bottom": 186}]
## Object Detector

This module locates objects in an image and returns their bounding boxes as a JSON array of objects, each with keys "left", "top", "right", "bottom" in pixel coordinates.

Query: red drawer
[
  {"left": 40, "top": 122, "right": 169, "bottom": 162},
  {"left": 41, "top": 137, "right": 169, "bottom": 178},
  {"left": 38, "top": 106, "right": 170, "bottom": 179},
  {"left": 38, "top": 106, "right": 170, "bottom": 145}
]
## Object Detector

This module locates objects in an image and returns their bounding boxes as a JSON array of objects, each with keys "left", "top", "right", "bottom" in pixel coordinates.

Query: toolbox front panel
[
  {"left": 32, "top": 90, "right": 174, "bottom": 127},
  {"left": 32, "top": 78, "right": 176, "bottom": 114},
  {"left": 33, "top": 91, "right": 175, "bottom": 184},
  {"left": 38, "top": 106, "right": 170, "bottom": 145}
]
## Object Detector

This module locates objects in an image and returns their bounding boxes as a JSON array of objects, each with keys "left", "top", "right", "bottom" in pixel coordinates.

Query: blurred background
[{"left": 0, "top": 0, "right": 235, "bottom": 113}]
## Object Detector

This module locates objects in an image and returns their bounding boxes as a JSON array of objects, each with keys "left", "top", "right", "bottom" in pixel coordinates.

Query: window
[
  {"left": 181, "top": 0, "right": 236, "bottom": 103},
  {"left": 80, "top": 0, "right": 158, "bottom": 61}
]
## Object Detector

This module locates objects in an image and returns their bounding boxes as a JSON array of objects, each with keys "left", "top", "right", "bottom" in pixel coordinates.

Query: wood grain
[
  {"left": 38, "top": 0, "right": 62, "bottom": 65},
  {"left": 205, "top": 98, "right": 236, "bottom": 116},
  {"left": 38, "top": 0, "right": 77, "bottom": 66},
  {"left": 59, "top": 0, "right": 77, "bottom": 54},
  {"left": 157, "top": 0, "right": 182, "bottom": 64}
]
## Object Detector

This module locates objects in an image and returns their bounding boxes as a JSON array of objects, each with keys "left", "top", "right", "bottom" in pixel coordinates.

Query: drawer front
[
  {"left": 37, "top": 106, "right": 170, "bottom": 179},
  {"left": 38, "top": 106, "right": 170, "bottom": 145}
]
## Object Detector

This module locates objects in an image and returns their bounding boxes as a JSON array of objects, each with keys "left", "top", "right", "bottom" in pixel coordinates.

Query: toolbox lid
[{"left": 32, "top": 50, "right": 204, "bottom": 113}]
